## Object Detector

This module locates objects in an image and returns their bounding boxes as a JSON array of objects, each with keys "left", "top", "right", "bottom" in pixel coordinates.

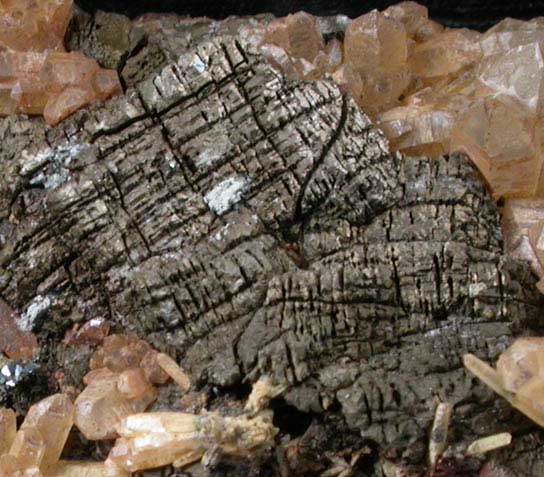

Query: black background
[{"left": 75, "top": 0, "right": 544, "bottom": 30}]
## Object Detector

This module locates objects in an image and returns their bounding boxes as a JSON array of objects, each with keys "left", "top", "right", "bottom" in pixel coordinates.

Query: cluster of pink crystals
[
  {"left": 261, "top": 3, "right": 544, "bottom": 200},
  {"left": 0, "top": 394, "right": 128, "bottom": 477},
  {"left": 0, "top": 0, "right": 121, "bottom": 125},
  {"left": 74, "top": 334, "right": 189, "bottom": 441},
  {"left": 262, "top": 3, "right": 544, "bottom": 293},
  {"left": 0, "top": 333, "right": 276, "bottom": 475}
]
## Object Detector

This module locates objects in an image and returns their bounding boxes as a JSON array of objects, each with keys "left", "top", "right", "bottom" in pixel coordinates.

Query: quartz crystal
[
  {"left": 74, "top": 373, "right": 156, "bottom": 440},
  {"left": 0, "top": 300, "right": 38, "bottom": 360},
  {"left": 75, "top": 334, "right": 191, "bottom": 440},
  {"left": 64, "top": 318, "right": 110, "bottom": 346},
  {"left": 89, "top": 334, "right": 151, "bottom": 373},
  {"left": 0, "top": 0, "right": 72, "bottom": 52},
  {"left": 0, "top": 408, "right": 17, "bottom": 455},
  {"left": 0, "top": 0, "right": 121, "bottom": 125},
  {"left": 261, "top": 11, "right": 341, "bottom": 80},
  {"left": 19, "top": 394, "right": 74, "bottom": 469},
  {"left": 410, "top": 29, "right": 482, "bottom": 83},
  {"left": 496, "top": 338, "right": 544, "bottom": 394},
  {"left": 9, "top": 428, "right": 46, "bottom": 469},
  {"left": 0, "top": 394, "right": 76, "bottom": 477},
  {"left": 464, "top": 338, "right": 544, "bottom": 427},
  {"left": 343, "top": 10, "right": 410, "bottom": 114},
  {"left": 0, "top": 340, "right": 274, "bottom": 476},
  {"left": 139, "top": 350, "right": 170, "bottom": 385},
  {"left": 528, "top": 221, "right": 544, "bottom": 293},
  {"left": 263, "top": 12, "right": 324, "bottom": 67},
  {"left": 0, "top": 454, "right": 42, "bottom": 477},
  {"left": 449, "top": 95, "right": 540, "bottom": 198},
  {"left": 47, "top": 461, "right": 129, "bottom": 477},
  {"left": 155, "top": 353, "right": 191, "bottom": 391},
  {"left": 383, "top": 2, "right": 443, "bottom": 42},
  {"left": 107, "top": 412, "right": 277, "bottom": 473}
]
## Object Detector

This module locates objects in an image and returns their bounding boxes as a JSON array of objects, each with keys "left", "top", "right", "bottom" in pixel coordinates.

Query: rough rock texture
[{"left": 1, "top": 10, "right": 544, "bottom": 476}]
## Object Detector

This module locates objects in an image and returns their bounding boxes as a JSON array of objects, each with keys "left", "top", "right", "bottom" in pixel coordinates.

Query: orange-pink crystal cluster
[
  {"left": 74, "top": 334, "right": 189, "bottom": 441},
  {"left": 0, "top": 0, "right": 121, "bottom": 125},
  {"left": 261, "top": 4, "right": 544, "bottom": 200},
  {"left": 261, "top": 3, "right": 544, "bottom": 292},
  {"left": 0, "top": 394, "right": 128, "bottom": 476}
]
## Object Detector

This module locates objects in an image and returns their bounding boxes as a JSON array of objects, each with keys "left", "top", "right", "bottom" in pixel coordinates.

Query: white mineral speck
[
  {"left": 469, "top": 282, "right": 487, "bottom": 297},
  {"left": 204, "top": 176, "right": 250, "bottom": 215},
  {"left": 191, "top": 55, "right": 207, "bottom": 73},
  {"left": 18, "top": 295, "right": 52, "bottom": 332}
]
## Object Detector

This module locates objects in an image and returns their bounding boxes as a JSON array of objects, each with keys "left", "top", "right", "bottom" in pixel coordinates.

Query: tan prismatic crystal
[
  {"left": 117, "top": 368, "right": 155, "bottom": 400},
  {"left": 0, "top": 454, "right": 42, "bottom": 477},
  {"left": 47, "top": 461, "right": 130, "bottom": 477},
  {"left": 75, "top": 374, "right": 156, "bottom": 440},
  {"left": 9, "top": 427, "right": 46, "bottom": 469},
  {"left": 156, "top": 353, "right": 191, "bottom": 391},
  {"left": 502, "top": 199, "right": 544, "bottom": 279},
  {"left": 0, "top": 0, "right": 72, "bottom": 52},
  {"left": 343, "top": 10, "right": 410, "bottom": 115},
  {"left": 19, "top": 394, "right": 74, "bottom": 470},
  {"left": 464, "top": 338, "right": 544, "bottom": 428},
  {"left": 108, "top": 411, "right": 277, "bottom": 473},
  {"left": 449, "top": 95, "right": 540, "bottom": 198},
  {"left": 89, "top": 334, "right": 151, "bottom": 373},
  {"left": 384, "top": 2, "right": 444, "bottom": 42},
  {"left": 262, "top": 12, "right": 326, "bottom": 79},
  {"left": 0, "top": 408, "right": 17, "bottom": 455},
  {"left": 139, "top": 350, "right": 170, "bottom": 385},
  {"left": 466, "top": 433, "right": 512, "bottom": 456}
]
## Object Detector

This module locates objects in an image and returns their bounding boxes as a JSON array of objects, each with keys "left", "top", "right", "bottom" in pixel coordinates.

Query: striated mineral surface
[
  {"left": 0, "top": 0, "right": 122, "bottom": 125},
  {"left": 260, "top": 2, "right": 544, "bottom": 299}
]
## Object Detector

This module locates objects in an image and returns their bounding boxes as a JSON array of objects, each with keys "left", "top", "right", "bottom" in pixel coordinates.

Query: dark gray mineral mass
[{"left": 1, "top": 11, "right": 544, "bottom": 476}]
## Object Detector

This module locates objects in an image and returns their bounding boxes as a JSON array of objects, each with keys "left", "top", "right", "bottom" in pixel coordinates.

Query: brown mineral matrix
[{"left": 0, "top": 0, "right": 121, "bottom": 125}]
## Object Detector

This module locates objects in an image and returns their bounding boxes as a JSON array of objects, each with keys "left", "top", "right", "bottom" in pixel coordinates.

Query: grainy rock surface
[{"left": 1, "top": 10, "right": 544, "bottom": 476}]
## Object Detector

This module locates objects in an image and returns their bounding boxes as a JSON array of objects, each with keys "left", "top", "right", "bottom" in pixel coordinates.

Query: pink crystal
[
  {"left": 0, "top": 1, "right": 122, "bottom": 125},
  {"left": 0, "top": 0, "right": 72, "bottom": 52},
  {"left": 449, "top": 96, "right": 539, "bottom": 198},
  {"left": 343, "top": 10, "right": 410, "bottom": 114},
  {"left": 74, "top": 373, "right": 157, "bottom": 440}
]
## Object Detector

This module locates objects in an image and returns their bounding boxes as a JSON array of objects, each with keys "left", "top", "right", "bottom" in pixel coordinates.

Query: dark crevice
[{"left": 270, "top": 398, "right": 314, "bottom": 438}]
